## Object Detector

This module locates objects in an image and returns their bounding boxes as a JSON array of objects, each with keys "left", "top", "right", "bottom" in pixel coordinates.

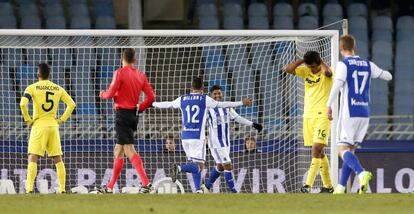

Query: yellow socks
[
  {"left": 55, "top": 162, "right": 66, "bottom": 193},
  {"left": 26, "top": 162, "right": 37, "bottom": 193},
  {"left": 320, "top": 155, "right": 333, "bottom": 188},
  {"left": 305, "top": 158, "right": 321, "bottom": 187}
]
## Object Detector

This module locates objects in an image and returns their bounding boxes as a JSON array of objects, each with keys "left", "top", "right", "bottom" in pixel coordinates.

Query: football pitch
[{"left": 1, "top": 194, "right": 413, "bottom": 214}]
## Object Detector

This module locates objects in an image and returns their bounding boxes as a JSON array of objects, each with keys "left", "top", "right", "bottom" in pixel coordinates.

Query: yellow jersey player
[
  {"left": 19, "top": 63, "right": 76, "bottom": 193},
  {"left": 284, "top": 51, "right": 334, "bottom": 193}
]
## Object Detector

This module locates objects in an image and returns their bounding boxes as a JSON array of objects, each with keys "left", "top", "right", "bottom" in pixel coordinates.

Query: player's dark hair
[
  {"left": 340, "top": 35, "right": 356, "bottom": 52},
  {"left": 192, "top": 77, "right": 203, "bottom": 90},
  {"left": 122, "top": 48, "right": 136, "bottom": 64},
  {"left": 303, "top": 51, "right": 321, "bottom": 66},
  {"left": 38, "top": 63, "right": 50, "bottom": 79},
  {"left": 210, "top": 85, "right": 222, "bottom": 93}
]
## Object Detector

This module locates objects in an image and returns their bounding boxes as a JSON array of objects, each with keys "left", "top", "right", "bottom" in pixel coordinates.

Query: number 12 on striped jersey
[{"left": 185, "top": 105, "right": 200, "bottom": 123}]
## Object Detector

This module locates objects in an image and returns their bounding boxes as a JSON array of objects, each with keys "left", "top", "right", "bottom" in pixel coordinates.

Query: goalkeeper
[
  {"left": 20, "top": 63, "right": 76, "bottom": 193},
  {"left": 283, "top": 51, "right": 334, "bottom": 193}
]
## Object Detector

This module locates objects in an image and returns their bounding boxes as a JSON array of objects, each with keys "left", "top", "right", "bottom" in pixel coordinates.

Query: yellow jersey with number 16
[
  {"left": 295, "top": 66, "right": 333, "bottom": 118},
  {"left": 20, "top": 80, "right": 76, "bottom": 128}
]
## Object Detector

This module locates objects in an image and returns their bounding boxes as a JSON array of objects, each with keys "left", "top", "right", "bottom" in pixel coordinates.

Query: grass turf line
[{"left": 1, "top": 194, "right": 413, "bottom": 214}]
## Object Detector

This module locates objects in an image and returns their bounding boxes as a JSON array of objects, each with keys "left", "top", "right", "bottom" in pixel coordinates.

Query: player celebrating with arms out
[
  {"left": 20, "top": 63, "right": 76, "bottom": 193},
  {"left": 152, "top": 77, "right": 252, "bottom": 193},
  {"left": 284, "top": 51, "right": 334, "bottom": 193},
  {"left": 99, "top": 48, "right": 155, "bottom": 193},
  {"left": 327, "top": 35, "right": 392, "bottom": 194},
  {"left": 204, "top": 85, "right": 263, "bottom": 193}
]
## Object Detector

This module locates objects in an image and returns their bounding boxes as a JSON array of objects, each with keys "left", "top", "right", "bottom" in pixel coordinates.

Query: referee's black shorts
[{"left": 115, "top": 109, "right": 138, "bottom": 145}]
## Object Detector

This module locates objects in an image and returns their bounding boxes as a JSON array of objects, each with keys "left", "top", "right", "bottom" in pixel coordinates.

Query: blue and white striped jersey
[
  {"left": 207, "top": 107, "right": 253, "bottom": 148},
  {"left": 153, "top": 92, "right": 245, "bottom": 141}
]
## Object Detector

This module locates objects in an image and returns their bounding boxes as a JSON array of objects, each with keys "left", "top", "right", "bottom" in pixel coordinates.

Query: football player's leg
[
  {"left": 206, "top": 148, "right": 223, "bottom": 189},
  {"left": 26, "top": 127, "right": 46, "bottom": 193},
  {"left": 317, "top": 119, "right": 332, "bottom": 189},
  {"left": 305, "top": 143, "right": 323, "bottom": 188},
  {"left": 26, "top": 154, "right": 39, "bottom": 193},
  {"left": 223, "top": 163, "right": 237, "bottom": 193},
  {"left": 180, "top": 141, "right": 202, "bottom": 174},
  {"left": 51, "top": 155, "right": 66, "bottom": 193},
  {"left": 320, "top": 153, "right": 333, "bottom": 191},
  {"left": 193, "top": 161, "right": 205, "bottom": 192},
  {"left": 48, "top": 127, "right": 66, "bottom": 193},
  {"left": 354, "top": 119, "right": 372, "bottom": 194},
  {"left": 334, "top": 160, "right": 352, "bottom": 194}
]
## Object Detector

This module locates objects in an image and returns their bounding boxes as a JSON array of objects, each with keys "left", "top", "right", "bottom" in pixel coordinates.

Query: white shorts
[
  {"left": 182, "top": 140, "right": 206, "bottom": 163},
  {"left": 210, "top": 146, "right": 231, "bottom": 164},
  {"left": 337, "top": 117, "right": 369, "bottom": 146}
]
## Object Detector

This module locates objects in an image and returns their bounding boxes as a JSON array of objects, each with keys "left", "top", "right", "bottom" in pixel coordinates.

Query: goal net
[{"left": 0, "top": 30, "right": 338, "bottom": 194}]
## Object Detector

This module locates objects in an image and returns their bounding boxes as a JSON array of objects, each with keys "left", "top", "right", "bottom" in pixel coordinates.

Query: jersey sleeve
[
  {"left": 206, "top": 96, "right": 219, "bottom": 108},
  {"left": 19, "top": 85, "right": 33, "bottom": 122},
  {"left": 294, "top": 66, "right": 307, "bottom": 78},
  {"left": 59, "top": 88, "right": 76, "bottom": 122},
  {"left": 369, "top": 61, "right": 392, "bottom": 81},
  {"left": 138, "top": 74, "right": 156, "bottom": 112},
  {"left": 100, "top": 69, "right": 121, "bottom": 99},
  {"left": 230, "top": 108, "right": 253, "bottom": 126},
  {"left": 152, "top": 97, "right": 181, "bottom": 109},
  {"left": 334, "top": 61, "right": 347, "bottom": 82},
  {"left": 206, "top": 96, "right": 243, "bottom": 108}
]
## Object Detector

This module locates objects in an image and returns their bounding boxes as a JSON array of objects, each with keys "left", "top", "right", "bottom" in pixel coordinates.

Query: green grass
[{"left": 1, "top": 194, "right": 413, "bottom": 214}]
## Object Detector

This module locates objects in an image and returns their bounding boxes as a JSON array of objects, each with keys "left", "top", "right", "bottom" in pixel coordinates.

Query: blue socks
[
  {"left": 224, "top": 170, "right": 237, "bottom": 193},
  {"left": 206, "top": 166, "right": 238, "bottom": 193},
  {"left": 342, "top": 151, "right": 364, "bottom": 175},
  {"left": 339, "top": 161, "right": 352, "bottom": 186},
  {"left": 206, "top": 167, "right": 221, "bottom": 189},
  {"left": 180, "top": 163, "right": 201, "bottom": 191},
  {"left": 180, "top": 163, "right": 200, "bottom": 173},
  {"left": 192, "top": 171, "right": 201, "bottom": 191}
]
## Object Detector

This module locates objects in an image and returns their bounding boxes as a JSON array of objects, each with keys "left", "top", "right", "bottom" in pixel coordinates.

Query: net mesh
[{"left": 0, "top": 32, "right": 335, "bottom": 193}]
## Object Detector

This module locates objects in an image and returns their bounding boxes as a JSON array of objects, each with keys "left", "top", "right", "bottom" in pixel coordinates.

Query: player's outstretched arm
[
  {"left": 152, "top": 97, "right": 180, "bottom": 109},
  {"left": 370, "top": 62, "right": 392, "bottom": 81},
  {"left": 229, "top": 109, "right": 263, "bottom": 132},
  {"left": 19, "top": 88, "right": 33, "bottom": 126},
  {"left": 208, "top": 97, "right": 252, "bottom": 109},
  {"left": 59, "top": 89, "right": 76, "bottom": 124},
  {"left": 283, "top": 59, "right": 304, "bottom": 75}
]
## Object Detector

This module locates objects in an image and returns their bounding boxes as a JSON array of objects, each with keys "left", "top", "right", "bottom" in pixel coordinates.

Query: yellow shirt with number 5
[{"left": 20, "top": 80, "right": 76, "bottom": 127}]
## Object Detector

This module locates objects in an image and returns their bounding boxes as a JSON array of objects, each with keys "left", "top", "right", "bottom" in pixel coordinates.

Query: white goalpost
[{"left": 0, "top": 30, "right": 338, "bottom": 194}]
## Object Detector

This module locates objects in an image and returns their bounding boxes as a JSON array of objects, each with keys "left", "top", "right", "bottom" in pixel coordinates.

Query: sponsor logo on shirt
[
  {"left": 351, "top": 98, "right": 369, "bottom": 106},
  {"left": 305, "top": 77, "right": 320, "bottom": 85},
  {"left": 183, "top": 127, "right": 200, "bottom": 132}
]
